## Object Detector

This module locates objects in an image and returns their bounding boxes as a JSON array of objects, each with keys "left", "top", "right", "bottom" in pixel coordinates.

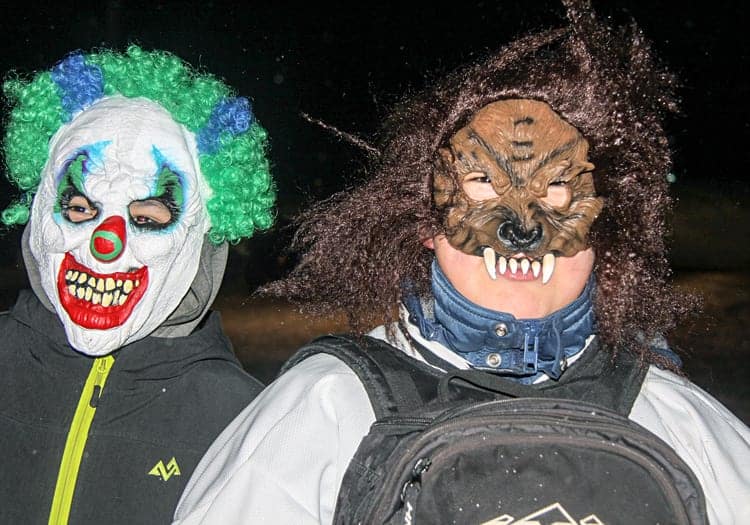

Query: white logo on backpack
[
  {"left": 481, "top": 502, "right": 604, "bottom": 524},
  {"left": 403, "top": 501, "right": 414, "bottom": 525}
]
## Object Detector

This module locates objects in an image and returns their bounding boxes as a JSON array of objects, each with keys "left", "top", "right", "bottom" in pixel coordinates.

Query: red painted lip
[{"left": 57, "top": 252, "right": 149, "bottom": 330}]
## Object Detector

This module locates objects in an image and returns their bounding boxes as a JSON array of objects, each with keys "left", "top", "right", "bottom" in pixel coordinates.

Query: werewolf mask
[{"left": 434, "top": 99, "right": 603, "bottom": 284}]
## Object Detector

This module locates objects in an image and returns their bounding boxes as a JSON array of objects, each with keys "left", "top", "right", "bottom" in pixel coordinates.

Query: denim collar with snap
[{"left": 403, "top": 260, "right": 596, "bottom": 382}]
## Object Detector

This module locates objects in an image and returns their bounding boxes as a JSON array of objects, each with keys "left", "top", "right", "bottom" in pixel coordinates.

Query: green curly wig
[{"left": 2, "top": 45, "right": 275, "bottom": 244}]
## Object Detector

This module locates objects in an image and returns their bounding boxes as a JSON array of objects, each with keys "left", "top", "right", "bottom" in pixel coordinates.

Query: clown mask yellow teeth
[{"left": 435, "top": 99, "right": 603, "bottom": 284}]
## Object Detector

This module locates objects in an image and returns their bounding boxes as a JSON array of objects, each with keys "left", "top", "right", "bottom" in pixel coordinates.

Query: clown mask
[
  {"left": 434, "top": 99, "right": 603, "bottom": 284},
  {"left": 28, "top": 96, "right": 212, "bottom": 355}
]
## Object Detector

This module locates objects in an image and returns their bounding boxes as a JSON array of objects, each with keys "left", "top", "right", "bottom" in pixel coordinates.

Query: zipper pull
[
  {"left": 89, "top": 356, "right": 114, "bottom": 408},
  {"left": 400, "top": 457, "right": 432, "bottom": 503}
]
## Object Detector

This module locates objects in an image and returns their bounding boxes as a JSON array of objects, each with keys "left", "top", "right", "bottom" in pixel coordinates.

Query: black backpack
[{"left": 281, "top": 334, "right": 708, "bottom": 525}]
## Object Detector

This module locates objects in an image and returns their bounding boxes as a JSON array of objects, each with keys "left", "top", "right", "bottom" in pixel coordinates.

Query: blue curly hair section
[
  {"left": 198, "top": 97, "right": 253, "bottom": 154},
  {"left": 2, "top": 45, "right": 276, "bottom": 244},
  {"left": 50, "top": 53, "right": 104, "bottom": 118}
]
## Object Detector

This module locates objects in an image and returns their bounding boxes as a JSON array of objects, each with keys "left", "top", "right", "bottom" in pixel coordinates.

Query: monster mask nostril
[{"left": 497, "top": 220, "right": 542, "bottom": 251}]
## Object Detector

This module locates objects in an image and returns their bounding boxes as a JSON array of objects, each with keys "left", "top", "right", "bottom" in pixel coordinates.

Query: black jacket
[{"left": 0, "top": 290, "right": 263, "bottom": 524}]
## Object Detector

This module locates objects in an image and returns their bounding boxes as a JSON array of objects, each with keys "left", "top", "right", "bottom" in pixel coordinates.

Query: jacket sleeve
[
  {"left": 630, "top": 366, "right": 750, "bottom": 525},
  {"left": 172, "top": 353, "right": 376, "bottom": 525}
]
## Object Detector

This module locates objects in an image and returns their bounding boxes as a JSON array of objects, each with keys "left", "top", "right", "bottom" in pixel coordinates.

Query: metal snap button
[
  {"left": 494, "top": 323, "right": 508, "bottom": 337},
  {"left": 486, "top": 353, "right": 502, "bottom": 367}
]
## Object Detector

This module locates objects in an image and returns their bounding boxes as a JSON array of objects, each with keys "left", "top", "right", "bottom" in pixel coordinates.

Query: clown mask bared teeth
[
  {"left": 28, "top": 96, "right": 211, "bottom": 355},
  {"left": 434, "top": 99, "right": 603, "bottom": 284}
]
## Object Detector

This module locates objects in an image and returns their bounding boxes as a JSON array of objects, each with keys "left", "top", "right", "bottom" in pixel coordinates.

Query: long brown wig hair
[{"left": 264, "top": 0, "right": 698, "bottom": 366}]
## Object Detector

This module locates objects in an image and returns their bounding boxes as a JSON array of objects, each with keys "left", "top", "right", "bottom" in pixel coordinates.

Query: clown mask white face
[{"left": 28, "top": 96, "right": 212, "bottom": 355}]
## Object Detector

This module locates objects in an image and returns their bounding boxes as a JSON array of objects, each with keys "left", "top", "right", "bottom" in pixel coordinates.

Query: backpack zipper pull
[{"left": 400, "top": 457, "right": 432, "bottom": 503}]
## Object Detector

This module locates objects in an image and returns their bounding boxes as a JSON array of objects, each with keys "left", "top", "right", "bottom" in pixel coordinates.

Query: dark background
[
  {"left": 1, "top": 1, "right": 748, "bottom": 221},
  {"left": 1, "top": 1, "right": 748, "bottom": 421}
]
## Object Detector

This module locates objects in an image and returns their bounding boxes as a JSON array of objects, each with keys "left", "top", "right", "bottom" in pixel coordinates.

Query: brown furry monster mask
[{"left": 435, "top": 99, "right": 603, "bottom": 283}]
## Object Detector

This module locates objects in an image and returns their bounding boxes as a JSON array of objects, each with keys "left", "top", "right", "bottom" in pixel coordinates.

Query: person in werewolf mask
[
  {"left": 0, "top": 46, "right": 275, "bottom": 524},
  {"left": 173, "top": 2, "right": 749, "bottom": 524}
]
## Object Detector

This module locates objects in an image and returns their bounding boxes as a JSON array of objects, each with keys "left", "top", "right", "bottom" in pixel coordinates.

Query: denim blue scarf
[{"left": 403, "top": 260, "right": 596, "bottom": 383}]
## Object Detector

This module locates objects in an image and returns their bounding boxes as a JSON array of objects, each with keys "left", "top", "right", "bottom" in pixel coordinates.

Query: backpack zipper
[{"left": 48, "top": 355, "right": 115, "bottom": 525}]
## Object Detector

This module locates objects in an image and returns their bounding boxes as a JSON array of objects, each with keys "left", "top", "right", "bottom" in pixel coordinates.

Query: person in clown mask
[
  {"left": 173, "top": 2, "right": 750, "bottom": 525},
  {"left": 0, "top": 46, "right": 275, "bottom": 524}
]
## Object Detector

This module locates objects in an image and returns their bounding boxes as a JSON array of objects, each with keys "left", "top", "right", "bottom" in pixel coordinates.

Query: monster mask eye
[
  {"left": 56, "top": 154, "right": 99, "bottom": 223},
  {"left": 541, "top": 180, "right": 572, "bottom": 209},
  {"left": 462, "top": 172, "right": 502, "bottom": 201},
  {"left": 128, "top": 165, "right": 183, "bottom": 230}
]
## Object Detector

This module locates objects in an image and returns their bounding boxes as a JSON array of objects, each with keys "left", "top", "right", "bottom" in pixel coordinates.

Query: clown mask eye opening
[
  {"left": 541, "top": 181, "right": 572, "bottom": 209},
  {"left": 462, "top": 172, "right": 499, "bottom": 201},
  {"left": 128, "top": 198, "right": 174, "bottom": 230},
  {"left": 128, "top": 164, "right": 183, "bottom": 230},
  {"left": 61, "top": 194, "right": 99, "bottom": 223}
]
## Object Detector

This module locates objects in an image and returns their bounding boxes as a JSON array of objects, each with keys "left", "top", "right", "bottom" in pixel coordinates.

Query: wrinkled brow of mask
[{"left": 451, "top": 99, "right": 591, "bottom": 189}]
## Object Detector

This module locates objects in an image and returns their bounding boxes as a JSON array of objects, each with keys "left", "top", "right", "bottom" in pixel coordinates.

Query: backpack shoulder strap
[
  {"left": 535, "top": 339, "right": 649, "bottom": 414},
  {"left": 280, "top": 334, "right": 443, "bottom": 419},
  {"left": 281, "top": 335, "right": 650, "bottom": 418}
]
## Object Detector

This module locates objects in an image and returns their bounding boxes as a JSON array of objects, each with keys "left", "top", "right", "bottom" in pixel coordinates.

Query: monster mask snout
[{"left": 497, "top": 218, "right": 543, "bottom": 252}]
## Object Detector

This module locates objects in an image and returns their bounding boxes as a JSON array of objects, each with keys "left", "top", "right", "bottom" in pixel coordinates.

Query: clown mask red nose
[{"left": 90, "top": 215, "right": 126, "bottom": 262}]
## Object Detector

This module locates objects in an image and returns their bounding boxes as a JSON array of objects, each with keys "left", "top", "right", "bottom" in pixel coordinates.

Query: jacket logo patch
[
  {"left": 148, "top": 456, "right": 181, "bottom": 481},
  {"left": 481, "top": 502, "right": 604, "bottom": 525}
]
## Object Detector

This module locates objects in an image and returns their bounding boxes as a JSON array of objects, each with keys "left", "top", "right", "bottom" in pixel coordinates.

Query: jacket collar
[
  {"left": 403, "top": 260, "right": 596, "bottom": 382},
  {"left": 8, "top": 289, "right": 238, "bottom": 390}
]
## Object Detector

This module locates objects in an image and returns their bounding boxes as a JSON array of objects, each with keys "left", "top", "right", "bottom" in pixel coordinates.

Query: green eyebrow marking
[
  {"left": 154, "top": 166, "right": 184, "bottom": 210},
  {"left": 54, "top": 154, "right": 88, "bottom": 213}
]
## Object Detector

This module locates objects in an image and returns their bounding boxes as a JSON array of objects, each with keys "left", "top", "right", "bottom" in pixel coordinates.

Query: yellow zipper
[{"left": 48, "top": 355, "right": 115, "bottom": 525}]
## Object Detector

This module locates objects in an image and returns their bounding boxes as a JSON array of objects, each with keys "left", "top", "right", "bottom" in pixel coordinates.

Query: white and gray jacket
[{"left": 173, "top": 317, "right": 750, "bottom": 525}]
